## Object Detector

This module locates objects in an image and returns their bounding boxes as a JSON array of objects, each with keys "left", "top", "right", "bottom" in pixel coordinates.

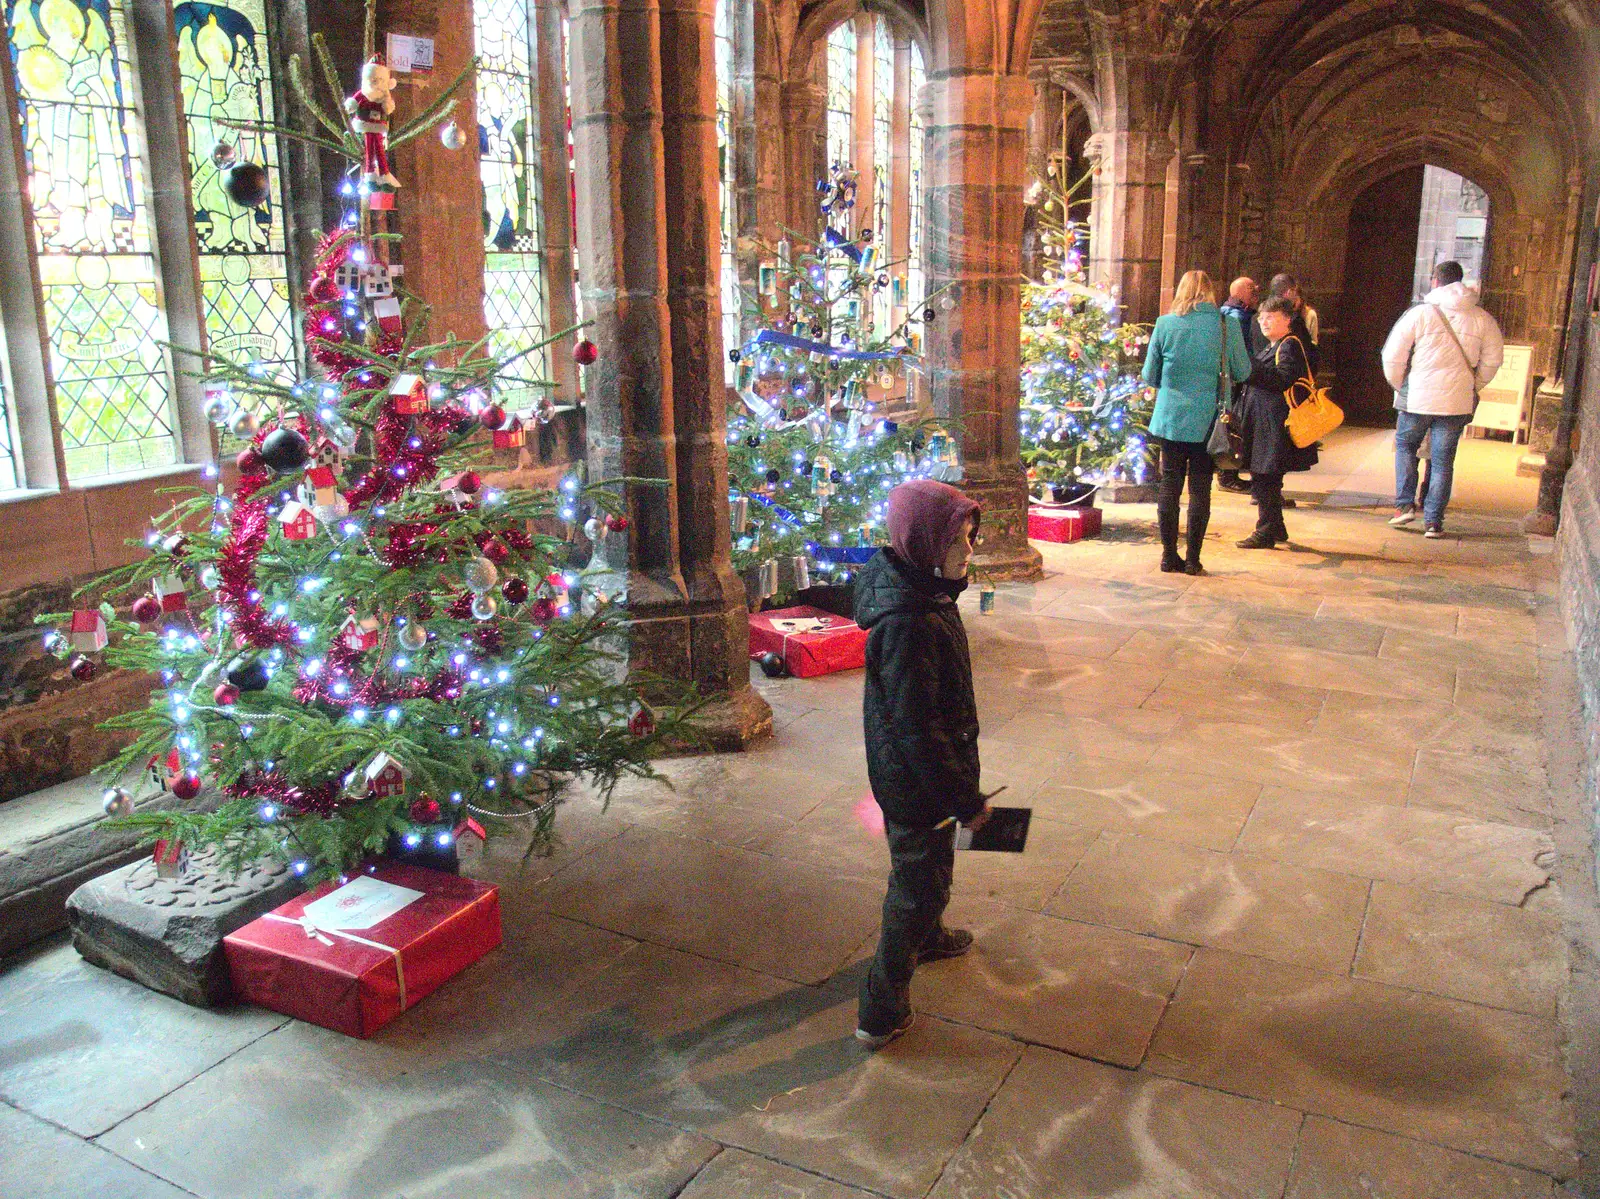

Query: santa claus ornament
[{"left": 345, "top": 56, "right": 399, "bottom": 190}]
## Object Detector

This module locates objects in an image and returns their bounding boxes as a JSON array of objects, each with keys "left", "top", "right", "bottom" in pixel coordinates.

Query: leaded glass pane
[
  {"left": 908, "top": 41, "right": 925, "bottom": 314},
  {"left": 476, "top": 0, "right": 549, "bottom": 406},
  {"left": 715, "top": 0, "right": 737, "bottom": 378},
  {"left": 175, "top": 0, "right": 294, "bottom": 383},
  {"left": 8, "top": 0, "right": 178, "bottom": 479},
  {"left": 0, "top": 325, "right": 17, "bottom": 491},
  {"left": 826, "top": 22, "right": 853, "bottom": 174},
  {"left": 872, "top": 17, "right": 892, "bottom": 335}
]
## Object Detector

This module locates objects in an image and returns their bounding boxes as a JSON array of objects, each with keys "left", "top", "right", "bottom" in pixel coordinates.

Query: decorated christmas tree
[
  {"left": 41, "top": 11, "right": 682, "bottom": 882},
  {"left": 724, "top": 165, "right": 957, "bottom": 601},
  {"left": 1020, "top": 176, "right": 1153, "bottom": 499}
]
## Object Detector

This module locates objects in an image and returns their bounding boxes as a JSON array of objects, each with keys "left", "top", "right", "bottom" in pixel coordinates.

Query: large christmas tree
[
  {"left": 43, "top": 14, "right": 681, "bottom": 881},
  {"left": 1020, "top": 176, "right": 1153, "bottom": 498},
  {"left": 724, "top": 165, "right": 957, "bottom": 600}
]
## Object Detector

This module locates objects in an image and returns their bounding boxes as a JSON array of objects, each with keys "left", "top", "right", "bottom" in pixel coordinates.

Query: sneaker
[
  {"left": 919, "top": 928, "right": 974, "bottom": 962},
  {"left": 1235, "top": 531, "right": 1278, "bottom": 549},
  {"left": 1424, "top": 523, "right": 1445, "bottom": 539},
  {"left": 855, "top": 1008, "right": 916, "bottom": 1049},
  {"left": 1218, "top": 477, "right": 1251, "bottom": 494},
  {"left": 1389, "top": 507, "right": 1418, "bottom": 527}
]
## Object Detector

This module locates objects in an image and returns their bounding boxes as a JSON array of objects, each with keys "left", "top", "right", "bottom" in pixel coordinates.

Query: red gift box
[
  {"left": 223, "top": 862, "right": 500, "bottom": 1038},
  {"left": 1027, "top": 505, "right": 1103, "bottom": 543},
  {"left": 749, "top": 604, "right": 867, "bottom": 678}
]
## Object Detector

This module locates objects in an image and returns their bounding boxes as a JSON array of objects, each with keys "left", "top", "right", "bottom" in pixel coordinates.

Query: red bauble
[
  {"left": 628, "top": 706, "right": 656, "bottom": 737},
  {"left": 235, "top": 447, "right": 264, "bottom": 474},
  {"left": 531, "top": 598, "right": 558, "bottom": 625},
  {"left": 482, "top": 540, "right": 510, "bottom": 564},
  {"left": 479, "top": 405, "right": 507, "bottom": 430},
  {"left": 213, "top": 683, "right": 240, "bottom": 706},
  {"left": 573, "top": 339, "right": 599, "bottom": 365},
  {"left": 171, "top": 772, "right": 202, "bottom": 800},
  {"left": 131, "top": 595, "right": 162, "bottom": 624},
  {"left": 502, "top": 577, "right": 529, "bottom": 604},
  {"left": 604, "top": 514, "right": 629, "bottom": 532},
  {"left": 457, "top": 470, "right": 481, "bottom": 495},
  {"left": 409, "top": 795, "right": 442, "bottom": 824},
  {"left": 69, "top": 655, "right": 96, "bottom": 681}
]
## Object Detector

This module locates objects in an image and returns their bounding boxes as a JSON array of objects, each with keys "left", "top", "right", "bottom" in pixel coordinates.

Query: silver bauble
[
  {"left": 102, "top": 787, "right": 134, "bottom": 817},
  {"left": 230, "top": 409, "right": 260, "bottom": 438},
  {"left": 328, "top": 419, "right": 359, "bottom": 452},
  {"left": 440, "top": 120, "right": 466, "bottom": 150},
  {"left": 210, "top": 139, "right": 237, "bottom": 169},
  {"left": 583, "top": 517, "right": 602, "bottom": 542},
  {"left": 199, "top": 565, "right": 221, "bottom": 590},
  {"left": 463, "top": 556, "right": 499, "bottom": 594},
  {"left": 940, "top": 293, "right": 957, "bottom": 311},
  {"left": 398, "top": 622, "right": 428, "bottom": 652},
  {"left": 204, "top": 396, "right": 232, "bottom": 424},
  {"left": 471, "top": 594, "right": 498, "bottom": 622}
]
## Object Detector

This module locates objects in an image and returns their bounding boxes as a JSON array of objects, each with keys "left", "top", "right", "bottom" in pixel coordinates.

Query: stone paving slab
[
  {"left": 1154, "top": 719, "right": 1417, "bottom": 801},
  {"left": 1047, "top": 834, "right": 1370, "bottom": 974},
  {"left": 912, "top": 898, "right": 1191, "bottom": 1065},
  {"left": 98, "top": 1023, "right": 721, "bottom": 1199},
  {"left": 1236, "top": 786, "right": 1553, "bottom": 904},
  {"left": 0, "top": 941, "right": 286, "bottom": 1137},
  {"left": 1028, "top": 763, "right": 1263, "bottom": 851},
  {"left": 928, "top": 1045, "right": 1303, "bottom": 1199},
  {"left": 677, "top": 1149, "right": 880, "bottom": 1198},
  {"left": 1352, "top": 882, "right": 1566, "bottom": 1017},
  {"left": 0, "top": 1101, "right": 193, "bottom": 1199},
  {"left": 1231, "top": 643, "right": 1458, "bottom": 702},
  {"left": 1140, "top": 674, "right": 1328, "bottom": 729},
  {"left": 1146, "top": 948, "right": 1576, "bottom": 1177},
  {"left": 1283, "top": 1116, "right": 1556, "bottom": 1198}
]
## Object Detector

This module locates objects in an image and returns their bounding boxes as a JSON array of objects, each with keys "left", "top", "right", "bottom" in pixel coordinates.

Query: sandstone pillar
[
  {"left": 889, "top": 37, "right": 912, "bottom": 328},
  {"left": 532, "top": 0, "right": 581, "bottom": 405},
  {"left": 1085, "top": 128, "right": 1173, "bottom": 324},
  {"left": 781, "top": 80, "right": 827, "bottom": 231},
  {"left": 659, "top": 0, "right": 770, "bottom": 739},
  {"left": 924, "top": 72, "right": 1041, "bottom": 579}
]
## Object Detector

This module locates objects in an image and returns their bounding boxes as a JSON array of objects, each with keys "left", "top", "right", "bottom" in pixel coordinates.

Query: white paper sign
[
  {"left": 302, "top": 876, "right": 422, "bottom": 931},
  {"left": 772, "top": 617, "right": 831, "bottom": 634},
  {"left": 385, "top": 33, "right": 435, "bottom": 75}
]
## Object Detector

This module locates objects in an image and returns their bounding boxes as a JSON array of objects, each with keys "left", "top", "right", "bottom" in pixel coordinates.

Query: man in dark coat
[
  {"left": 853, "top": 478, "right": 990, "bottom": 1048},
  {"left": 1217, "top": 276, "right": 1263, "bottom": 494}
]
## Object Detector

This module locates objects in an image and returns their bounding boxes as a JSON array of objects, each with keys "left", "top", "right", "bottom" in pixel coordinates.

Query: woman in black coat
[{"left": 1236, "top": 296, "right": 1319, "bottom": 548}]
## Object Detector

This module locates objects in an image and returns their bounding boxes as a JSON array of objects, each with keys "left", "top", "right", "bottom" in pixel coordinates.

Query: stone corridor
[{"left": 0, "top": 472, "right": 1586, "bottom": 1198}]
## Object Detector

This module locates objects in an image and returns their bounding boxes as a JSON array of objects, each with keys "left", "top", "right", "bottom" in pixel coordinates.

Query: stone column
[
  {"left": 781, "top": 79, "right": 827, "bottom": 231},
  {"left": 923, "top": 72, "right": 1041, "bottom": 579},
  {"left": 889, "top": 37, "right": 912, "bottom": 329},
  {"left": 567, "top": 0, "right": 688, "bottom": 657},
  {"left": 658, "top": 0, "right": 771, "bottom": 741},
  {"left": 1085, "top": 128, "right": 1173, "bottom": 324},
  {"left": 533, "top": 0, "right": 581, "bottom": 407}
]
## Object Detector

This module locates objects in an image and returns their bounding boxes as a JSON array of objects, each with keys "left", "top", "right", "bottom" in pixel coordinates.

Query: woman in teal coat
[{"left": 1140, "top": 269, "right": 1253, "bottom": 574}]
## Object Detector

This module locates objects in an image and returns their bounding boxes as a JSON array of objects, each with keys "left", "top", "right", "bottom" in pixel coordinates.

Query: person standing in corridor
[
  {"left": 1236, "top": 296, "right": 1318, "bottom": 548},
  {"left": 853, "top": 479, "right": 991, "bottom": 1049},
  {"left": 1142, "top": 269, "right": 1254, "bottom": 575},
  {"left": 1381, "top": 260, "right": 1505, "bottom": 538},
  {"left": 1217, "top": 276, "right": 1264, "bottom": 495}
]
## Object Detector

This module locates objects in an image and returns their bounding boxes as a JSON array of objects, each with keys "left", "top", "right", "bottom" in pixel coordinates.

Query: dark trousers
[
  {"left": 1156, "top": 438, "right": 1215, "bottom": 563},
  {"left": 859, "top": 818, "right": 953, "bottom": 1033},
  {"left": 1252, "top": 472, "right": 1288, "bottom": 541}
]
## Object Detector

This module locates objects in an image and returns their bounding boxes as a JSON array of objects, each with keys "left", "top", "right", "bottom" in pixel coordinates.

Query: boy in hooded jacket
[{"left": 853, "top": 478, "right": 992, "bottom": 1048}]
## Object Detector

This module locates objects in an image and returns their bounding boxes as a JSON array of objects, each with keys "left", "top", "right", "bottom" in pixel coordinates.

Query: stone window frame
[{"left": 0, "top": 0, "right": 308, "bottom": 591}]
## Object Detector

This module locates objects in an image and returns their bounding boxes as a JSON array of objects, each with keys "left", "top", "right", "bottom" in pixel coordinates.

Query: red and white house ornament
[
  {"left": 152, "top": 573, "right": 188, "bottom": 614},
  {"left": 153, "top": 838, "right": 189, "bottom": 879},
  {"left": 364, "top": 752, "right": 408, "bottom": 799},
  {"left": 277, "top": 501, "right": 318, "bottom": 541},
  {"left": 453, "top": 817, "right": 487, "bottom": 865},
  {"left": 363, "top": 261, "right": 394, "bottom": 299},
  {"left": 67, "top": 609, "right": 108, "bottom": 653},
  {"left": 492, "top": 418, "right": 525, "bottom": 450},
  {"left": 371, "top": 295, "right": 402, "bottom": 336},
  {"left": 333, "top": 260, "right": 363, "bottom": 294},
  {"left": 389, "top": 373, "right": 429, "bottom": 416},
  {"left": 340, "top": 614, "right": 381, "bottom": 652}
]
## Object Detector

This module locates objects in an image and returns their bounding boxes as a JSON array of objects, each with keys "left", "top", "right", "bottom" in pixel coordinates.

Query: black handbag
[{"left": 1207, "top": 314, "right": 1240, "bottom": 466}]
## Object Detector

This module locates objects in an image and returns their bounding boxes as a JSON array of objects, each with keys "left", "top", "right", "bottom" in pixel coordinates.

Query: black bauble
[
  {"left": 882, "top": 420, "right": 899, "bottom": 434},
  {"left": 745, "top": 435, "right": 760, "bottom": 447},
  {"left": 757, "top": 651, "right": 787, "bottom": 678},
  {"left": 223, "top": 161, "right": 270, "bottom": 209},
  {"left": 728, "top": 348, "right": 741, "bottom": 363},
  {"left": 923, "top": 306, "right": 937, "bottom": 322},
  {"left": 830, "top": 469, "right": 842, "bottom": 484},
  {"left": 259, "top": 427, "right": 310, "bottom": 473},
  {"left": 226, "top": 656, "right": 270, "bottom": 692},
  {"left": 764, "top": 468, "right": 780, "bottom": 484}
]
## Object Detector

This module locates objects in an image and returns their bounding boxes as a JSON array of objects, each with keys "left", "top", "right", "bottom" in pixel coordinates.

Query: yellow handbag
[{"left": 1281, "top": 338, "right": 1343, "bottom": 448}]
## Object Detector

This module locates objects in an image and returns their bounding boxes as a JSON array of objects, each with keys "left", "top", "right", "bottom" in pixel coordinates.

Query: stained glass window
[
  {"left": 476, "top": 0, "right": 549, "bottom": 407},
  {"left": 715, "top": 0, "right": 738, "bottom": 377},
  {"left": 175, "top": 0, "right": 294, "bottom": 384},
  {"left": 826, "top": 23, "right": 854, "bottom": 176},
  {"left": 8, "top": 0, "right": 177, "bottom": 479},
  {"left": 908, "top": 41, "right": 926, "bottom": 314},
  {"left": 0, "top": 326, "right": 17, "bottom": 491},
  {"left": 871, "top": 17, "right": 892, "bottom": 335}
]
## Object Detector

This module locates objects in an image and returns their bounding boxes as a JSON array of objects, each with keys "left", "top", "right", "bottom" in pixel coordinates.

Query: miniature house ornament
[{"left": 68, "top": 610, "right": 108, "bottom": 652}]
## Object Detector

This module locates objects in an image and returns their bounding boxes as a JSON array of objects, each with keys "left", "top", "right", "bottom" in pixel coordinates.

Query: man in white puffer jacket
[{"left": 1380, "top": 261, "right": 1504, "bottom": 537}]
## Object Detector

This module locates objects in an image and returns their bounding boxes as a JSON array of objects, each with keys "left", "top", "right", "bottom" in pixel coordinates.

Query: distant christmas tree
[
  {"left": 1020, "top": 175, "right": 1153, "bottom": 497},
  {"left": 724, "top": 165, "right": 958, "bottom": 601},
  {"left": 41, "top": 7, "right": 684, "bottom": 881}
]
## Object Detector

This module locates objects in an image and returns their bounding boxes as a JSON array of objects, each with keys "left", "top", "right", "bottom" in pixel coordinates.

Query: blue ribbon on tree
[{"left": 749, "top": 329, "right": 904, "bottom": 361}]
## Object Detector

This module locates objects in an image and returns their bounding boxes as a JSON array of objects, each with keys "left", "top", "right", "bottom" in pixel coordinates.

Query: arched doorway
[{"left": 1334, "top": 164, "right": 1494, "bottom": 426}]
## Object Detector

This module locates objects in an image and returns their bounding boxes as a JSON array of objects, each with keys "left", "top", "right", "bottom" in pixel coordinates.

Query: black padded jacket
[{"left": 854, "top": 548, "right": 983, "bottom": 828}]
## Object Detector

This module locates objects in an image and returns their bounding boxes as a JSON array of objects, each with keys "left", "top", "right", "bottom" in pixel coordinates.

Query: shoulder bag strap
[
  {"left": 1428, "top": 303, "right": 1478, "bottom": 378},
  {"left": 1216, "top": 313, "right": 1230, "bottom": 411}
]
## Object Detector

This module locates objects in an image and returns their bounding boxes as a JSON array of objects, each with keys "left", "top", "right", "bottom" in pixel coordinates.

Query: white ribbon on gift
[{"left": 264, "top": 912, "right": 409, "bottom": 1010}]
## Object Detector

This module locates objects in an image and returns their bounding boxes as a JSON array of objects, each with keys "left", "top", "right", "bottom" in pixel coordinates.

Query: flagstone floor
[{"left": 1, "top": 469, "right": 1593, "bottom": 1198}]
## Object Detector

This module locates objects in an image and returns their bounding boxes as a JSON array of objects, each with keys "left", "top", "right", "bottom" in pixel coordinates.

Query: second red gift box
[{"left": 748, "top": 604, "right": 868, "bottom": 678}]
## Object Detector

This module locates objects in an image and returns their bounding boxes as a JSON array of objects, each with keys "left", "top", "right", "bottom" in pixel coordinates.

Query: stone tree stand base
[{"left": 67, "top": 849, "right": 301, "bottom": 1008}]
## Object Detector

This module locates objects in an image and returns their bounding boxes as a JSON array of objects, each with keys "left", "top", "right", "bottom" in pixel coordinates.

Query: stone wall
[{"left": 1557, "top": 320, "right": 1600, "bottom": 773}]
